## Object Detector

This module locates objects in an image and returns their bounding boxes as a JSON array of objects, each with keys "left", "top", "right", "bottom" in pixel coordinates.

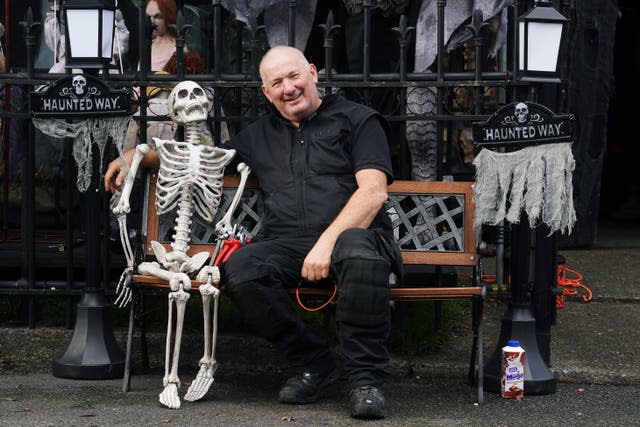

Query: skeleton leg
[
  {"left": 137, "top": 263, "right": 193, "bottom": 409},
  {"left": 184, "top": 276, "right": 220, "bottom": 402},
  {"left": 159, "top": 287, "right": 190, "bottom": 410}
]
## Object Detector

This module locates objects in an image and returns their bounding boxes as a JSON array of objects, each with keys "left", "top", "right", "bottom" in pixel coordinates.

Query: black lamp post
[
  {"left": 483, "top": 1, "right": 568, "bottom": 395},
  {"left": 52, "top": 0, "right": 125, "bottom": 380}
]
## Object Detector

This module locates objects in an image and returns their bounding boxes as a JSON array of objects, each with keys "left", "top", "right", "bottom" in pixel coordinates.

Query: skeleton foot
[
  {"left": 159, "top": 382, "right": 181, "bottom": 409},
  {"left": 184, "top": 359, "right": 217, "bottom": 402}
]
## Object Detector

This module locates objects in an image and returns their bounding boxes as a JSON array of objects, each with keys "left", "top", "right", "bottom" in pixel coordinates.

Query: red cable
[{"left": 556, "top": 262, "right": 592, "bottom": 309}]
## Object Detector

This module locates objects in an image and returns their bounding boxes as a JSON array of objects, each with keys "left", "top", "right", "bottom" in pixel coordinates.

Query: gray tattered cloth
[
  {"left": 472, "top": 142, "right": 576, "bottom": 235},
  {"left": 33, "top": 117, "right": 129, "bottom": 192}
]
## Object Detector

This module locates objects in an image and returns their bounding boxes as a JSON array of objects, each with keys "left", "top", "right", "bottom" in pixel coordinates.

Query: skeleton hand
[{"left": 114, "top": 267, "right": 133, "bottom": 308}]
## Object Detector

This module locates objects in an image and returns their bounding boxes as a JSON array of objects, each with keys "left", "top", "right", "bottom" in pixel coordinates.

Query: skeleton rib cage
[{"left": 154, "top": 140, "right": 236, "bottom": 223}]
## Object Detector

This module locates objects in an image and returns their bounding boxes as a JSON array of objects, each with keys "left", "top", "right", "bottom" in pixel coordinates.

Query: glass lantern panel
[
  {"left": 519, "top": 22, "right": 525, "bottom": 70},
  {"left": 67, "top": 10, "right": 100, "bottom": 58},
  {"left": 102, "top": 10, "right": 115, "bottom": 59},
  {"left": 527, "top": 22, "right": 563, "bottom": 72}
]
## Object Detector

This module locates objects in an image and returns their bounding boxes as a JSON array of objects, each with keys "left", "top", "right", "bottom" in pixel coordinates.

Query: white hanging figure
[{"left": 112, "top": 80, "right": 250, "bottom": 409}]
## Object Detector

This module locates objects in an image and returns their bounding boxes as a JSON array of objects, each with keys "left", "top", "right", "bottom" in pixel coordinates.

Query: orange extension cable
[{"left": 556, "top": 260, "right": 592, "bottom": 309}]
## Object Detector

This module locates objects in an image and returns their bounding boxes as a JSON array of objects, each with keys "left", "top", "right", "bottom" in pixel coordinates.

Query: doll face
[{"left": 146, "top": 1, "right": 167, "bottom": 38}]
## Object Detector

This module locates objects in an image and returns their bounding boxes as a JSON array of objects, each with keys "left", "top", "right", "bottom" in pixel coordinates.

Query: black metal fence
[{"left": 0, "top": 0, "right": 566, "bottom": 327}]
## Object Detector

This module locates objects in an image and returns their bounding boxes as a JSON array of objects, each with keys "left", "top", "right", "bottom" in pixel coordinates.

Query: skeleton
[
  {"left": 113, "top": 80, "right": 251, "bottom": 409},
  {"left": 72, "top": 75, "right": 86, "bottom": 96},
  {"left": 514, "top": 102, "right": 529, "bottom": 124}
]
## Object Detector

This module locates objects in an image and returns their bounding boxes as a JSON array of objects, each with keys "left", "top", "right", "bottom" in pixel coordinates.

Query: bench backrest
[{"left": 141, "top": 174, "right": 477, "bottom": 268}]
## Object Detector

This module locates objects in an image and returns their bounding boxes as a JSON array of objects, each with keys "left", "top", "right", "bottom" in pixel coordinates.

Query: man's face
[
  {"left": 260, "top": 50, "right": 321, "bottom": 127},
  {"left": 146, "top": 1, "right": 167, "bottom": 38}
]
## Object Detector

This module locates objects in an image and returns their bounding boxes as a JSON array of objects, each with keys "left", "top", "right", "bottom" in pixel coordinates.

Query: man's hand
[
  {"left": 104, "top": 148, "right": 135, "bottom": 193},
  {"left": 104, "top": 147, "right": 159, "bottom": 193},
  {"left": 301, "top": 238, "right": 334, "bottom": 282},
  {"left": 300, "top": 168, "right": 388, "bottom": 282}
]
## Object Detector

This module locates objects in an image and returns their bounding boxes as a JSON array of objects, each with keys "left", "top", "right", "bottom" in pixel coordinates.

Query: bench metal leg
[
  {"left": 476, "top": 297, "right": 484, "bottom": 405},
  {"left": 138, "top": 292, "right": 150, "bottom": 370},
  {"left": 122, "top": 293, "right": 136, "bottom": 392},
  {"left": 468, "top": 295, "right": 484, "bottom": 404}
]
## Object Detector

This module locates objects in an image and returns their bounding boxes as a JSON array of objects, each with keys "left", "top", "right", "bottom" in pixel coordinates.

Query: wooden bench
[{"left": 123, "top": 174, "right": 485, "bottom": 404}]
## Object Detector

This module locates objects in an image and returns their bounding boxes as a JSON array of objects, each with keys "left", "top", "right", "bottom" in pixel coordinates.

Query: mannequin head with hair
[{"left": 146, "top": 0, "right": 177, "bottom": 39}]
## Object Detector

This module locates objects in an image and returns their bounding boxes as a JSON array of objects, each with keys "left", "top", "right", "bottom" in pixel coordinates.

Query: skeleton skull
[
  {"left": 72, "top": 75, "right": 87, "bottom": 96},
  {"left": 514, "top": 102, "right": 529, "bottom": 124},
  {"left": 168, "top": 81, "right": 212, "bottom": 125}
]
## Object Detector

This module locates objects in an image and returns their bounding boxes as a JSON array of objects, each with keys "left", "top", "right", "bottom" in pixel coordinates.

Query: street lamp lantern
[
  {"left": 63, "top": 0, "right": 116, "bottom": 68},
  {"left": 518, "top": 0, "right": 568, "bottom": 83}
]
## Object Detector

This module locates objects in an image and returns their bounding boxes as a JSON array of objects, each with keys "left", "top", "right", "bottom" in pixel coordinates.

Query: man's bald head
[{"left": 259, "top": 46, "right": 321, "bottom": 127}]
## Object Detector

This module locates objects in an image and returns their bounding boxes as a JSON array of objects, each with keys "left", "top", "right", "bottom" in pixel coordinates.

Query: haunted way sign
[
  {"left": 473, "top": 101, "right": 574, "bottom": 149},
  {"left": 31, "top": 73, "right": 131, "bottom": 118}
]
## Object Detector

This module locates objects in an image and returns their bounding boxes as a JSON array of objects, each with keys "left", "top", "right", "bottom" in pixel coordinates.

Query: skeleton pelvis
[{"left": 150, "top": 241, "right": 210, "bottom": 274}]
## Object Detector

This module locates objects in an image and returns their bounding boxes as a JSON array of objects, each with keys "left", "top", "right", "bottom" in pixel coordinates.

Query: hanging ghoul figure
[{"left": 112, "top": 81, "right": 251, "bottom": 409}]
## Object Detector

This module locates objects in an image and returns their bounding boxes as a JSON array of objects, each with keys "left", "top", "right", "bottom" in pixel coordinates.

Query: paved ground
[{"left": 1, "top": 219, "right": 639, "bottom": 425}]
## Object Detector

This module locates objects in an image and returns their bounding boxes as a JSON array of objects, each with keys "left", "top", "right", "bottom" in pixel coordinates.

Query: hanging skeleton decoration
[{"left": 113, "top": 80, "right": 251, "bottom": 409}]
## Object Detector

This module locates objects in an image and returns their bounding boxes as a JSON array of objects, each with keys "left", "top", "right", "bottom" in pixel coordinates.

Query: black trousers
[{"left": 221, "top": 227, "right": 399, "bottom": 388}]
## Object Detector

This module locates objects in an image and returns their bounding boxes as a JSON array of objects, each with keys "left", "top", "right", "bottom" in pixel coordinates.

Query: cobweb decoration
[
  {"left": 33, "top": 117, "right": 129, "bottom": 192},
  {"left": 473, "top": 142, "right": 576, "bottom": 235}
]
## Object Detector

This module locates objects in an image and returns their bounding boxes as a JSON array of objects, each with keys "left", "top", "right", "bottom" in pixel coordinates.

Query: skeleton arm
[
  {"left": 113, "top": 144, "right": 150, "bottom": 216},
  {"left": 196, "top": 162, "right": 251, "bottom": 284},
  {"left": 215, "top": 162, "right": 251, "bottom": 236},
  {"left": 112, "top": 144, "right": 150, "bottom": 307}
]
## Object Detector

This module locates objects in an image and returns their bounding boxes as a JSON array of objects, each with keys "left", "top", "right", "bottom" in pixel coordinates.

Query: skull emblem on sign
[
  {"left": 72, "top": 75, "right": 87, "bottom": 96},
  {"left": 514, "top": 102, "right": 529, "bottom": 124},
  {"left": 167, "top": 81, "right": 212, "bottom": 125}
]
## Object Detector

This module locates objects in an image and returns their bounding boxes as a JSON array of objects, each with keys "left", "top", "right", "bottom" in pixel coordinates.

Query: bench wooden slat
[
  {"left": 131, "top": 274, "right": 483, "bottom": 301},
  {"left": 401, "top": 251, "right": 476, "bottom": 266}
]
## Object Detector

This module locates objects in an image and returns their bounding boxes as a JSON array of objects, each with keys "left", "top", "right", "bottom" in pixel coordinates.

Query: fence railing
[{"left": 0, "top": 1, "right": 560, "bottom": 327}]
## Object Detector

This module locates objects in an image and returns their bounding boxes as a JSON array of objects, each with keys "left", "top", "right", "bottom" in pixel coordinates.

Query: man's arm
[
  {"left": 104, "top": 147, "right": 160, "bottom": 193},
  {"left": 301, "top": 168, "right": 388, "bottom": 282}
]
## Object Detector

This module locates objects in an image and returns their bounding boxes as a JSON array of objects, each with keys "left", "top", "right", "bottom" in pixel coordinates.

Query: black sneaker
[
  {"left": 350, "top": 386, "right": 387, "bottom": 419},
  {"left": 278, "top": 365, "right": 341, "bottom": 404}
]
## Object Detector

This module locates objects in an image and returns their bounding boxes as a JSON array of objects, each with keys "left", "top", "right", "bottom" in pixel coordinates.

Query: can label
[{"left": 501, "top": 348, "right": 525, "bottom": 399}]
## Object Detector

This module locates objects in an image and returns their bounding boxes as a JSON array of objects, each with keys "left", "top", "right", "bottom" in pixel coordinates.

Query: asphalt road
[
  {"left": 1, "top": 369, "right": 639, "bottom": 426},
  {"left": 2, "top": 220, "right": 639, "bottom": 426}
]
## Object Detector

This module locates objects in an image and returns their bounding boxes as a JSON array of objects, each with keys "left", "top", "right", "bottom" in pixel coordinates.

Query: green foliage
[
  {"left": 388, "top": 300, "right": 471, "bottom": 355},
  {"left": 0, "top": 296, "right": 21, "bottom": 323},
  {"left": 0, "top": 293, "right": 469, "bottom": 355}
]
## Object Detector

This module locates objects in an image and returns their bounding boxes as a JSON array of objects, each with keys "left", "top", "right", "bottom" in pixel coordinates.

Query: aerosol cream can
[{"left": 501, "top": 339, "right": 525, "bottom": 399}]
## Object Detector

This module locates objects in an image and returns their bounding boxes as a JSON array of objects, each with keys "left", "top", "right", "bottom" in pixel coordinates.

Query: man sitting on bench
[{"left": 104, "top": 46, "right": 402, "bottom": 420}]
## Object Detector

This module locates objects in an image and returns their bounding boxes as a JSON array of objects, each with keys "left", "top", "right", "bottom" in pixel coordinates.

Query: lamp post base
[
  {"left": 52, "top": 291, "right": 125, "bottom": 379},
  {"left": 484, "top": 304, "right": 557, "bottom": 395}
]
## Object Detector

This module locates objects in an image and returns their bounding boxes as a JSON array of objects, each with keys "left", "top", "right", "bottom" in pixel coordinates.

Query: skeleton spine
[
  {"left": 171, "top": 185, "right": 193, "bottom": 254},
  {"left": 170, "top": 123, "right": 199, "bottom": 254},
  {"left": 185, "top": 123, "right": 198, "bottom": 145}
]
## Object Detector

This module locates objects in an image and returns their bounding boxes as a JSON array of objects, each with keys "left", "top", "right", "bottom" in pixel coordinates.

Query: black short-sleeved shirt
[{"left": 227, "top": 94, "right": 393, "bottom": 238}]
